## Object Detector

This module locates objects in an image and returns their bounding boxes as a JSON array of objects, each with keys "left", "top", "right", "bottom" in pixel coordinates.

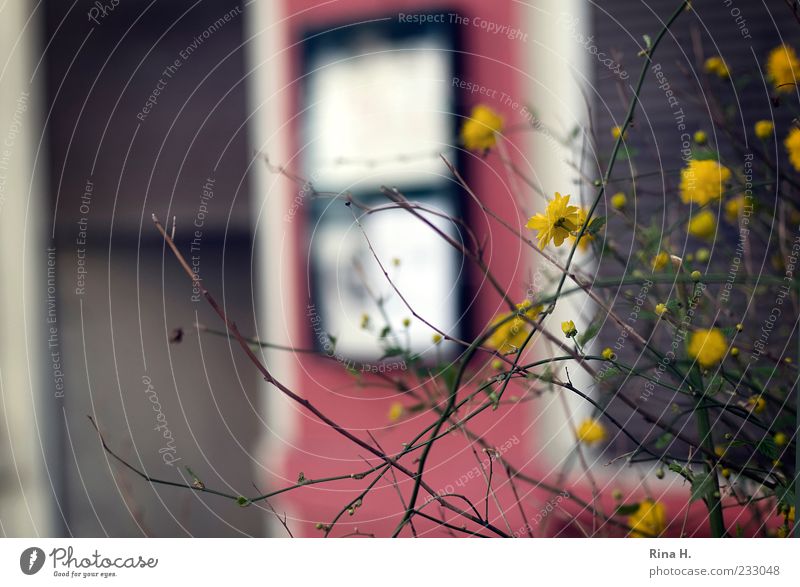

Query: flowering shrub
[{"left": 101, "top": 1, "right": 798, "bottom": 539}]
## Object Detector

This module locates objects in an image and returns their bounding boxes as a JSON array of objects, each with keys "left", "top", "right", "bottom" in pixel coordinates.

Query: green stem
[
  {"left": 548, "top": 0, "right": 690, "bottom": 311},
  {"left": 687, "top": 358, "right": 726, "bottom": 537}
]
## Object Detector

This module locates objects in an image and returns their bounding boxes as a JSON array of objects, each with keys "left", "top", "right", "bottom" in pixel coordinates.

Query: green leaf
[
  {"left": 615, "top": 147, "right": 639, "bottom": 161},
  {"left": 379, "top": 326, "right": 391, "bottom": 339},
  {"left": 776, "top": 483, "right": 795, "bottom": 510},
  {"left": 668, "top": 461, "right": 688, "bottom": 476},
  {"left": 654, "top": 433, "right": 673, "bottom": 450},
  {"left": 690, "top": 472, "right": 715, "bottom": 503},
  {"left": 237, "top": 496, "right": 251, "bottom": 507},
  {"left": 691, "top": 148, "right": 720, "bottom": 161},
  {"left": 616, "top": 502, "right": 641, "bottom": 516},
  {"left": 586, "top": 216, "right": 607, "bottom": 236},
  {"left": 577, "top": 314, "right": 603, "bottom": 345},
  {"left": 756, "top": 435, "right": 778, "bottom": 459},
  {"left": 379, "top": 347, "right": 404, "bottom": 360},
  {"left": 642, "top": 34, "right": 652, "bottom": 49},
  {"left": 596, "top": 367, "right": 620, "bottom": 381}
]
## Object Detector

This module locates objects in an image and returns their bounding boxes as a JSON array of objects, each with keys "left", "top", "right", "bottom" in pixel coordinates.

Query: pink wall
[{"left": 266, "top": 0, "right": 755, "bottom": 538}]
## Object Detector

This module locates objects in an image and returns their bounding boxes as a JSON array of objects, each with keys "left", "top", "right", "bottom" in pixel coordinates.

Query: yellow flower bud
[
  {"left": 693, "top": 130, "right": 707, "bottom": 145},
  {"left": 754, "top": 120, "right": 774, "bottom": 140},
  {"left": 561, "top": 320, "right": 577, "bottom": 338},
  {"left": 611, "top": 192, "right": 627, "bottom": 210},
  {"left": 576, "top": 418, "right": 607, "bottom": 444}
]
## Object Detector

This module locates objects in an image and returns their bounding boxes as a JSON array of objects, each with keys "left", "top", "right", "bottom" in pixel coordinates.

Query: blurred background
[{"left": 0, "top": 0, "right": 798, "bottom": 537}]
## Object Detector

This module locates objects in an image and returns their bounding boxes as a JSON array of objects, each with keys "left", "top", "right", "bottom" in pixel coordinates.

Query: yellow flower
[
  {"left": 688, "top": 328, "right": 727, "bottom": 369},
  {"left": 766, "top": 45, "right": 800, "bottom": 94},
  {"left": 570, "top": 207, "right": 595, "bottom": 251},
  {"left": 402, "top": 317, "right": 411, "bottom": 328},
  {"left": 611, "top": 192, "right": 627, "bottom": 210},
  {"left": 679, "top": 160, "right": 732, "bottom": 205},
  {"left": 601, "top": 347, "right": 615, "bottom": 360},
  {"left": 655, "top": 303, "right": 668, "bottom": 317},
  {"left": 774, "top": 432, "right": 787, "bottom": 446},
  {"left": 704, "top": 56, "right": 729, "bottom": 79},
  {"left": 460, "top": 105, "right": 504, "bottom": 151},
  {"left": 746, "top": 395, "right": 766, "bottom": 414},
  {"left": 360, "top": 313, "right": 370, "bottom": 329},
  {"left": 687, "top": 209, "right": 717, "bottom": 240},
  {"left": 432, "top": 333, "right": 443, "bottom": 345},
  {"left": 724, "top": 195, "right": 745, "bottom": 224},
  {"left": 693, "top": 130, "right": 707, "bottom": 145},
  {"left": 652, "top": 251, "right": 671, "bottom": 271},
  {"left": 696, "top": 248, "right": 710, "bottom": 263},
  {"left": 576, "top": 418, "right": 607, "bottom": 445},
  {"left": 784, "top": 127, "right": 800, "bottom": 171},
  {"left": 561, "top": 320, "right": 577, "bottom": 338},
  {"left": 526, "top": 192, "right": 581, "bottom": 249},
  {"left": 755, "top": 120, "right": 774, "bottom": 140},
  {"left": 388, "top": 402, "right": 404, "bottom": 422},
  {"left": 611, "top": 125, "right": 627, "bottom": 140},
  {"left": 627, "top": 499, "right": 667, "bottom": 538},
  {"left": 486, "top": 300, "right": 541, "bottom": 354}
]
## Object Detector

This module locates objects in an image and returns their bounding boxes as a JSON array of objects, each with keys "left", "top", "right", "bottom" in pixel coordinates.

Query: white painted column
[
  {"left": 519, "top": 0, "right": 596, "bottom": 460},
  {"left": 0, "top": 1, "right": 53, "bottom": 536},
  {"left": 244, "top": 0, "right": 300, "bottom": 536}
]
